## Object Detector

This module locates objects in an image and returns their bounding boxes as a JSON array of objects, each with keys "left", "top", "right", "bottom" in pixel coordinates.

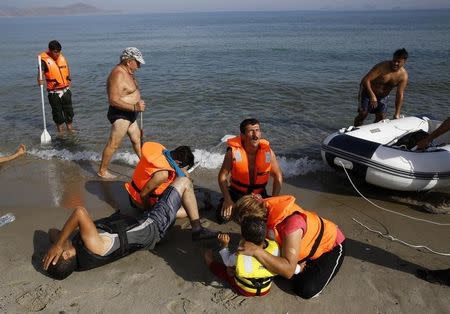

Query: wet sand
[{"left": 0, "top": 156, "right": 449, "bottom": 313}]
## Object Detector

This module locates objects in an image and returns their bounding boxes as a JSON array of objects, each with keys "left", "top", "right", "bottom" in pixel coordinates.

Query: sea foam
[{"left": 28, "top": 148, "right": 326, "bottom": 177}]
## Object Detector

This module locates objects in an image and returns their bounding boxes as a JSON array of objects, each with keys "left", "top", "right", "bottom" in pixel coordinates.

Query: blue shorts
[{"left": 359, "top": 92, "right": 389, "bottom": 114}]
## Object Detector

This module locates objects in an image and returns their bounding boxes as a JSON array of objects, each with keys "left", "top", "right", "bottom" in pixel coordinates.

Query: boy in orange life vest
[
  {"left": 217, "top": 118, "right": 283, "bottom": 223},
  {"left": 38, "top": 40, "right": 74, "bottom": 132}
]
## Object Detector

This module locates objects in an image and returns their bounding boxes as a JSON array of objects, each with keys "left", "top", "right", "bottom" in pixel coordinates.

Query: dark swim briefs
[
  {"left": 359, "top": 91, "right": 389, "bottom": 114},
  {"left": 107, "top": 106, "right": 138, "bottom": 124}
]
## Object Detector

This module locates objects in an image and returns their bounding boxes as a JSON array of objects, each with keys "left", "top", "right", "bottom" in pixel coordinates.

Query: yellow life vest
[{"left": 234, "top": 239, "right": 279, "bottom": 296}]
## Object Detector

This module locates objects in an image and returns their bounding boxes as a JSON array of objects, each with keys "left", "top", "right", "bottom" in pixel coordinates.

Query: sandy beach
[{"left": 0, "top": 156, "right": 449, "bottom": 313}]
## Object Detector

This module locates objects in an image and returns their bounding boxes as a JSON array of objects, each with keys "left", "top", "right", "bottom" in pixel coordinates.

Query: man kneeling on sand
[
  {"left": 42, "top": 177, "right": 218, "bottom": 279},
  {"left": 125, "top": 141, "right": 195, "bottom": 218}
]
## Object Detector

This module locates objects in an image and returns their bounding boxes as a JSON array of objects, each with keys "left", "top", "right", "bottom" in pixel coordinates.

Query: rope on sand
[
  {"left": 339, "top": 161, "right": 450, "bottom": 226},
  {"left": 339, "top": 161, "right": 450, "bottom": 256},
  {"left": 352, "top": 218, "right": 450, "bottom": 256}
]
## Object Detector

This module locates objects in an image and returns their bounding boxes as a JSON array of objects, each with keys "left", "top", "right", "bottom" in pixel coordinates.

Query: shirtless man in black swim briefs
[
  {"left": 98, "top": 47, "right": 146, "bottom": 179},
  {"left": 354, "top": 48, "right": 409, "bottom": 127}
]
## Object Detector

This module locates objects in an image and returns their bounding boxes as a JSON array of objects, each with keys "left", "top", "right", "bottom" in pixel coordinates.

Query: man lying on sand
[{"left": 42, "top": 177, "right": 218, "bottom": 279}]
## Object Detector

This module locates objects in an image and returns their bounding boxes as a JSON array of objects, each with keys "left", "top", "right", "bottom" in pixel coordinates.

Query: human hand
[
  {"left": 415, "top": 137, "right": 431, "bottom": 150},
  {"left": 16, "top": 144, "right": 26, "bottom": 156},
  {"left": 218, "top": 233, "right": 230, "bottom": 248},
  {"left": 369, "top": 98, "right": 378, "bottom": 109},
  {"left": 37, "top": 79, "right": 44, "bottom": 86},
  {"left": 42, "top": 244, "right": 64, "bottom": 270},
  {"left": 238, "top": 240, "right": 261, "bottom": 257},
  {"left": 135, "top": 100, "right": 145, "bottom": 112},
  {"left": 221, "top": 198, "right": 234, "bottom": 221}
]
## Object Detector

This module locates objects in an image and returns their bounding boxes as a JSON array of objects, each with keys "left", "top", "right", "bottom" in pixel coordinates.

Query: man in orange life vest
[
  {"left": 38, "top": 40, "right": 74, "bottom": 132},
  {"left": 125, "top": 141, "right": 218, "bottom": 239},
  {"left": 217, "top": 118, "right": 283, "bottom": 223}
]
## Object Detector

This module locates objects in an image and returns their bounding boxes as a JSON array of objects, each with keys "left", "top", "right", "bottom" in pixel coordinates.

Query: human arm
[
  {"left": 416, "top": 117, "right": 450, "bottom": 149},
  {"left": 270, "top": 150, "right": 283, "bottom": 196},
  {"left": 42, "top": 206, "right": 102, "bottom": 270},
  {"left": 218, "top": 234, "right": 236, "bottom": 267},
  {"left": 361, "top": 64, "right": 383, "bottom": 108},
  {"left": 238, "top": 229, "right": 303, "bottom": 279},
  {"left": 393, "top": 72, "right": 408, "bottom": 119},
  {"left": 217, "top": 150, "right": 234, "bottom": 220},
  {"left": 37, "top": 60, "right": 47, "bottom": 86},
  {"left": 107, "top": 70, "right": 145, "bottom": 112},
  {"left": 140, "top": 170, "right": 169, "bottom": 207},
  {"left": 0, "top": 144, "right": 26, "bottom": 164}
]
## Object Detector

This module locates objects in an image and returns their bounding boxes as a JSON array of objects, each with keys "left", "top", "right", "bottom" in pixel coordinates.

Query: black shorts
[
  {"left": 107, "top": 106, "right": 138, "bottom": 124},
  {"left": 48, "top": 89, "right": 74, "bottom": 124}
]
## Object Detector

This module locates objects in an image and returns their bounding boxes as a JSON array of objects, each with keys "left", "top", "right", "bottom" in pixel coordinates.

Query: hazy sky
[{"left": 9, "top": 0, "right": 450, "bottom": 13}]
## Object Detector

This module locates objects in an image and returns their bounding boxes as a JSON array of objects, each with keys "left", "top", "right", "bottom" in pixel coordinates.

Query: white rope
[
  {"left": 338, "top": 161, "right": 450, "bottom": 256},
  {"left": 339, "top": 161, "right": 450, "bottom": 226},
  {"left": 352, "top": 218, "right": 450, "bottom": 256}
]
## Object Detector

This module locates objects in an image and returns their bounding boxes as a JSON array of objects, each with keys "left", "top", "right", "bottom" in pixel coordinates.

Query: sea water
[{"left": 0, "top": 10, "right": 449, "bottom": 177}]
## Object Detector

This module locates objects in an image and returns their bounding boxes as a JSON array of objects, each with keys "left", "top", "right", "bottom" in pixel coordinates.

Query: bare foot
[
  {"left": 97, "top": 171, "right": 117, "bottom": 179},
  {"left": 16, "top": 144, "right": 26, "bottom": 156},
  {"left": 67, "top": 124, "right": 76, "bottom": 133}
]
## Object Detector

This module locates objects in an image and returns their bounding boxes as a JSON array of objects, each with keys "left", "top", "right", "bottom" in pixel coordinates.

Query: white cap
[{"left": 120, "top": 47, "right": 145, "bottom": 64}]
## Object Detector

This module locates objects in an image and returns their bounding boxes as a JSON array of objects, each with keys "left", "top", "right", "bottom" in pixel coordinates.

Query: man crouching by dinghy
[
  {"left": 236, "top": 194, "right": 346, "bottom": 299},
  {"left": 42, "top": 177, "right": 218, "bottom": 280}
]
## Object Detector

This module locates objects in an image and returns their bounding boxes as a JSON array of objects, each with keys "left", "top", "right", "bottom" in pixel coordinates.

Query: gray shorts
[{"left": 147, "top": 186, "right": 182, "bottom": 239}]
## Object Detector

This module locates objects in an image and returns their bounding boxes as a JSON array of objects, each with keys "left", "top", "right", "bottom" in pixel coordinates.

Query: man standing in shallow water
[
  {"left": 98, "top": 47, "right": 146, "bottom": 179},
  {"left": 38, "top": 40, "right": 74, "bottom": 133},
  {"left": 353, "top": 48, "right": 409, "bottom": 127}
]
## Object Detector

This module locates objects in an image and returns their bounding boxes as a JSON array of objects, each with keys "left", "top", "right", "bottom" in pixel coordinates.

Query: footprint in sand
[
  {"left": 166, "top": 297, "right": 204, "bottom": 313},
  {"left": 211, "top": 288, "right": 247, "bottom": 310},
  {"left": 16, "top": 284, "right": 62, "bottom": 312}
]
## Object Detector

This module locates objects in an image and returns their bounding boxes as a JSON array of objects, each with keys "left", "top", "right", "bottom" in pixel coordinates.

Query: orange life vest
[
  {"left": 40, "top": 51, "right": 71, "bottom": 91},
  {"left": 265, "top": 195, "right": 338, "bottom": 262},
  {"left": 228, "top": 136, "right": 272, "bottom": 194},
  {"left": 124, "top": 142, "right": 176, "bottom": 207}
]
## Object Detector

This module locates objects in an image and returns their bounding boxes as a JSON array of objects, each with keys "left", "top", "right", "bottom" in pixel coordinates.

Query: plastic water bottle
[{"left": 0, "top": 213, "right": 15, "bottom": 227}]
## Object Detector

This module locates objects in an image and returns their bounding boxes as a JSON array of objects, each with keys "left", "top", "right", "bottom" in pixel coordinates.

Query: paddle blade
[{"left": 41, "top": 129, "right": 51, "bottom": 144}]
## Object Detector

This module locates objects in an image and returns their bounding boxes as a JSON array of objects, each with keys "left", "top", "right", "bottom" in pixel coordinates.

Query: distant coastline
[
  {"left": 0, "top": 2, "right": 116, "bottom": 17},
  {"left": 1, "top": 4, "right": 450, "bottom": 17}
]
